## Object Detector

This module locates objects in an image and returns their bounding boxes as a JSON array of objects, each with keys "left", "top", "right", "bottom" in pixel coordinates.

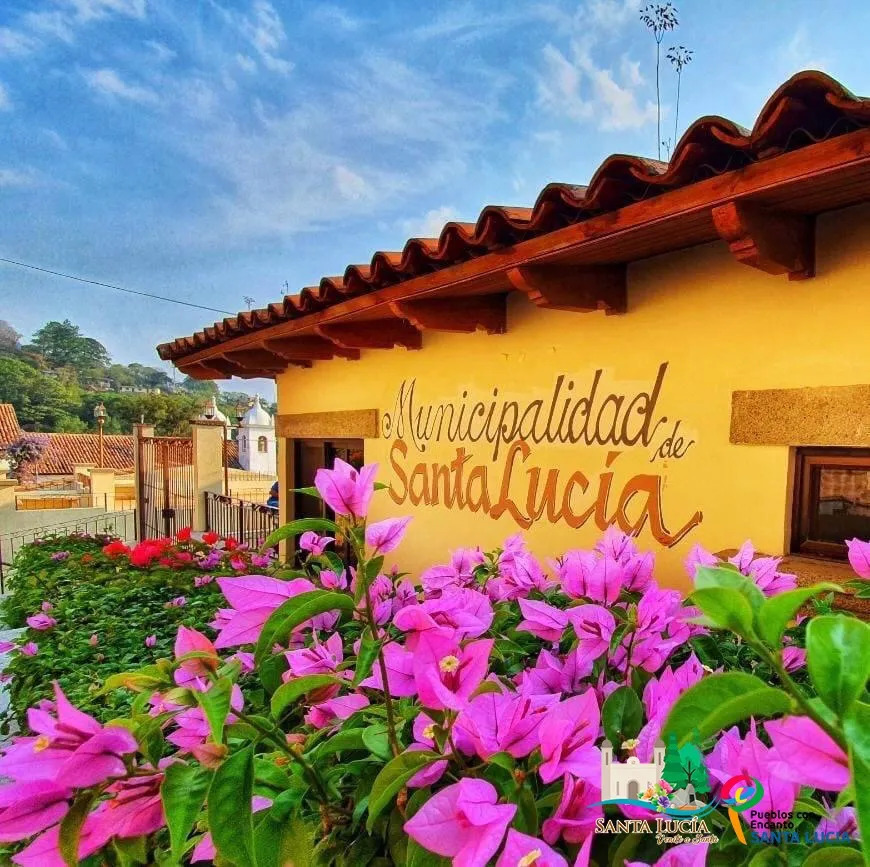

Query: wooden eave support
[
  {"left": 315, "top": 320, "right": 422, "bottom": 350},
  {"left": 389, "top": 294, "right": 507, "bottom": 334},
  {"left": 178, "top": 361, "right": 233, "bottom": 380},
  {"left": 505, "top": 264, "right": 627, "bottom": 314},
  {"left": 262, "top": 336, "right": 359, "bottom": 362},
  {"left": 711, "top": 200, "right": 815, "bottom": 280},
  {"left": 222, "top": 347, "right": 289, "bottom": 371}
]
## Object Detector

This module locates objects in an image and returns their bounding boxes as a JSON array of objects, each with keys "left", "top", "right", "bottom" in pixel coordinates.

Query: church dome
[{"left": 241, "top": 394, "right": 272, "bottom": 428}]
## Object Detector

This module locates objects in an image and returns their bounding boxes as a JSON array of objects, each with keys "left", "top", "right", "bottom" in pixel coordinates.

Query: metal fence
[
  {"left": 137, "top": 436, "right": 195, "bottom": 539},
  {"left": 0, "top": 510, "right": 137, "bottom": 594},
  {"left": 204, "top": 492, "right": 279, "bottom": 547}
]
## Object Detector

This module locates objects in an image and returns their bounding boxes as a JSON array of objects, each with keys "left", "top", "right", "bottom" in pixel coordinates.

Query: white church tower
[{"left": 237, "top": 394, "right": 276, "bottom": 475}]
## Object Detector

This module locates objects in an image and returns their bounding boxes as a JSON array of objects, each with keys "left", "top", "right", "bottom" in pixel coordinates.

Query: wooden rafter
[
  {"left": 315, "top": 320, "right": 422, "bottom": 350},
  {"left": 505, "top": 264, "right": 626, "bottom": 314},
  {"left": 222, "top": 347, "right": 288, "bottom": 370},
  {"left": 711, "top": 200, "right": 815, "bottom": 280},
  {"left": 262, "top": 336, "right": 359, "bottom": 361},
  {"left": 389, "top": 295, "right": 507, "bottom": 334}
]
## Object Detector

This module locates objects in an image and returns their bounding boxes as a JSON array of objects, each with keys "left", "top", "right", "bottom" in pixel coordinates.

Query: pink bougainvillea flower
[
  {"left": 459, "top": 690, "right": 558, "bottom": 760},
  {"left": 765, "top": 716, "right": 850, "bottom": 791},
  {"left": 404, "top": 778, "right": 516, "bottom": 867},
  {"left": 319, "top": 569, "right": 348, "bottom": 591},
  {"left": 40, "top": 602, "right": 53, "bottom": 613},
  {"left": 490, "top": 535, "right": 552, "bottom": 601},
  {"left": 26, "top": 614, "right": 56, "bottom": 631},
  {"left": 626, "top": 842, "right": 709, "bottom": 867},
  {"left": 88, "top": 767, "right": 166, "bottom": 841},
  {"left": 538, "top": 690, "right": 601, "bottom": 784},
  {"left": 592, "top": 528, "right": 654, "bottom": 591},
  {"left": 365, "top": 516, "right": 413, "bottom": 555},
  {"left": 558, "top": 551, "right": 624, "bottom": 604},
  {"left": 19, "top": 642, "right": 37, "bottom": 657},
  {"left": 299, "top": 531, "right": 334, "bottom": 555},
  {"left": 285, "top": 632, "right": 344, "bottom": 680},
  {"left": 420, "top": 547, "right": 485, "bottom": 597},
  {"left": 173, "top": 626, "right": 219, "bottom": 688},
  {"left": 394, "top": 588, "right": 493, "bottom": 649},
  {"left": 144, "top": 635, "right": 157, "bottom": 647},
  {"left": 404, "top": 742, "right": 449, "bottom": 789},
  {"left": 0, "top": 641, "right": 16, "bottom": 653},
  {"left": 683, "top": 543, "right": 718, "bottom": 579},
  {"left": 314, "top": 458, "right": 378, "bottom": 518},
  {"left": 781, "top": 646, "right": 807, "bottom": 672},
  {"left": 727, "top": 541, "right": 797, "bottom": 596},
  {"left": 214, "top": 575, "right": 316, "bottom": 648},
  {"left": 0, "top": 780, "right": 72, "bottom": 843},
  {"left": 412, "top": 632, "right": 493, "bottom": 712},
  {"left": 496, "top": 829, "right": 569, "bottom": 867},
  {"left": 516, "top": 649, "right": 566, "bottom": 696},
  {"left": 165, "top": 596, "right": 187, "bottom": 608},
  {"left": 11, "top": 814, "right": 109, "bottom": 867},
  {"left": 567, "top": 605, "right": 616, "bottom": 661},
  {"left": 846, "top": 537, "right": 870, "bottom": 579},
  {"left": 88, "top": 634, "right": 99, "bottom": 647},
  {"left": 517, "top": 598, "right": 568, "bottom": 643},
  {"left": 304, "top": 694, "right": 369, "bottom": 729},
  {"left": 541, "top": 773, "right": 602, "bottom": 846},
  {"left": 613, "top": 586, "right": 689, "bottom": 674},
  {"left": 359, "top": 641, "right": 417, "bottom": 697},
  {"left": 167, "top": 685, "right": 244, "bottom": 752},
  {"left": 817, "top": 803, "right": 858, "bottom": 838},
  {"left": 707, "top": 725, "right": 800, "bottom": 829}
]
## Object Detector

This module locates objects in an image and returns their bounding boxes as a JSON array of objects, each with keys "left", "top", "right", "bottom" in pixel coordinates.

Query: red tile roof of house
[
  {"left": 0, "top": 404, "right": 22, "bottom": 449},
  {"left": 157, "top": 70, "right": 870, "bottom": 374},
  {"left": 0, "top": 405, "right": 134, "bottom": 475}
]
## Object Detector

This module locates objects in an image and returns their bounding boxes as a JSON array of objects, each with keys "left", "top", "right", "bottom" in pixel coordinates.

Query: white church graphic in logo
[{"left": 600, "top": 739, "right": 665, "bottom": 801}]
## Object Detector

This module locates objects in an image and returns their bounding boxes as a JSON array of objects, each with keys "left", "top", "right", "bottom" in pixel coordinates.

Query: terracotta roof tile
[
  {"left": 157, "top": 70, "right": 870, "bottom": 364},
  {"left": 27, "top": 433, "right": 134, "bottom": 476},
  {"left": 0, "top": 404, "right": 22, "bottom": 450}
]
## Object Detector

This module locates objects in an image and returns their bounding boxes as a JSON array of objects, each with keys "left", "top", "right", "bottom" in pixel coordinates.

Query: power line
[{"left": 0, "top": 256, "right": 234, "bottom": 315}]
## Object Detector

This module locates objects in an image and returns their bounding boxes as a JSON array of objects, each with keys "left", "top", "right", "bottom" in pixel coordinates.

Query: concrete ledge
[
  {"left": 730, "top": 383, "right": 870, "bottom": 446},
  {"left": 277, "top": 409, "right": 378, "bottom": 439}
]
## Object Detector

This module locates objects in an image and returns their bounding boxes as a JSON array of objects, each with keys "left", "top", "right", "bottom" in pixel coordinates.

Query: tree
[
  {"left": 0, "top": 320, "right": 21, "bottom": 355},
  {"left": 0, "top": 357, "right": 82, "bottom": 430},
  {"left": 28, "top": 320, "right": 110, "bottom": 377},
  {"left": 678, "top": 729, "right": 710, "bottom": 794},
  {"left": 667, "top": 45, "right": 693, "bottom": 145},
  {"left": 181, "top": 376, "right": 218, "bottom": 396},
  {"left": 640, "top": 3, "right": 679, "bottom": 160},
  {"left": 661, "top": 733, "right": 687, "bottom": 788}
]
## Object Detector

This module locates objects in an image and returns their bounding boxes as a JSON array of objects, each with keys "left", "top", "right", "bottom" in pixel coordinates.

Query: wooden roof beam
[
  {"left": 506, "top": 264, "right": 626, "bottom": 314},
  {"left": 262, "top": 336, "right": 359, "bottom": 361},
  {"left": 389, "top": 294, "right": 507, "bottom": 334},
  {"left": 711, "top": 201, "right": 815, "bottom": 280},
  {"left": 315, "top": 320, "right": 422, "bottom": 350},
  {"left": 178, "top": 361, "right": 233, "bottom": 380},
  {"left": 223, "top": 347, "right": 289, "bottom": 371}
]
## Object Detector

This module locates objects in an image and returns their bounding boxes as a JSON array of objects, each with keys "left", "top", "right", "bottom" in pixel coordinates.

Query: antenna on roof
[{"left": 243, "top": 296, "right": 255, "bottom": 310}]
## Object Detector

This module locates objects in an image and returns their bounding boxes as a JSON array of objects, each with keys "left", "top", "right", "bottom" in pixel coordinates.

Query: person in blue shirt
[{"left": 267, "top": 482, "right": 279, "bottom": 509}]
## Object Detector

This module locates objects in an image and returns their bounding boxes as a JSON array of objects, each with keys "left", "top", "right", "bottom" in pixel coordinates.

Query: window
[
  {"left": 257, "top": 436, "right": 268, "bottom": 453},
  {"left": 791, "top": 447, "right": 870, "bottom": 559}
]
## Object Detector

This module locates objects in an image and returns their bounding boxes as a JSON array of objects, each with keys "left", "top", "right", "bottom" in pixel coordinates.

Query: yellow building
[{"left": 158, "top": 71, "right": 870, "bottom": 591}]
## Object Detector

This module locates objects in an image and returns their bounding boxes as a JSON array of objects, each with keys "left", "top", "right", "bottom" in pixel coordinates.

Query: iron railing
[
  {"left": 0, "top": 510, "right": 137, "bottom": 594},
  {"left": 204, "top": 492, "right": 279, "bottom": 547}
]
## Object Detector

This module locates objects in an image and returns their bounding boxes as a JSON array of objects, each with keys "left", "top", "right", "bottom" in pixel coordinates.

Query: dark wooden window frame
[{"left": 791, "top": 447, "right": 870, "bottom": 560}]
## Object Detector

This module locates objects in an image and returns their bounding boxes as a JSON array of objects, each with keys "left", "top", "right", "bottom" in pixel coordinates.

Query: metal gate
[{"left": 137, "top": 436, "right": 195, "bottom": 539}]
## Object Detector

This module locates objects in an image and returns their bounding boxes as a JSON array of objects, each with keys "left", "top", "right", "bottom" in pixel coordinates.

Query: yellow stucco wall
[{"left": 277, "top": 205, "right": 870, "bottom": 591}]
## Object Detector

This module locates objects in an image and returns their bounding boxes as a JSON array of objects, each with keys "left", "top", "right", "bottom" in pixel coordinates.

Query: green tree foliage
[
  {"left": 661, "top": 733, "right": 686, "bottom": 788},
  {"left": 78, "top": 392, "right": 204, "bottom": 436},
  {"left": 0, "top": 357, "right": 82, "bottom": 430},
  {"left": 27, "top": 320, "right": 110, "bottom": 378},
  {"left": 181, "top": 376, "right": 218, "bottom": 395}
]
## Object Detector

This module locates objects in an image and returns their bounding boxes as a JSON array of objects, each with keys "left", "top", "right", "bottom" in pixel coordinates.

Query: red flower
[
  {"left": 158, "top": 557, "right": 173, "bottom": 567},
  {"left": 102, "top": 540, "right": 130, "bottom": 558},
  {"left": 202, "top": 531, "right": 220, "bottom": 545},
  {"left": 176, "top": 527, "right": 192, "bottom": 542},
  {"left": 81, "top": 554, "right": 94, "bottom": 564},
  {"left": 224, "top": 537, "right": 239, "bottom": 551},
  {"left": 175, "top": 551, "right": 193, "bottom": 563},
  {"left": 130, "top": 542, "right": 162, "bottom": 568}
]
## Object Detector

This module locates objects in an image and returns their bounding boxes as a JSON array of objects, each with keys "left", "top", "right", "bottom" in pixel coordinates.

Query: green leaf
[
  {"left": 757, "top": 583, "right": 841, "bottom": 646},
  {"left": 662, "top": 672, "right": 782, "bottom": 743},
  {"left": 136, "top": 714, "right": 168, "bottom": 768},
  {"left": 194, "top": 678, "right": 233, "bottom": 744},
  {"left": 685, "top": 687, "right": 792, "bottom": 745},
  {"left": 694, "top": 565, "right": 765, "bottom": 611},
  {"left": 690, "top": 587, "right": 756, "bottom": 637},
  {"left": 270, "top": 674, "right": 343, "bottom": 719},
  {"left": 488, "top": 752, "right": 516, "bottom": 772},
  {"left": 255, "top": 590, "right": 355, "bottom": 665},
  {"left": 366, "top": 751, "right": 441, "bottom": 832},
  {"left": 407, "top": 840, "right": 451, "bottom": 867},
  {"left": 512, "top": 786, "right": 537, "bottom": 835},
  {"left": 59, "top": 789, "right": 99, "bottom": 867},
  {"left": 209, "top": 745, "right": 256, "bottom": 867},
  {"left": 161, "top": 762, "right": 213, "bottom": 863},
  {"left": 803, "top": 848, "right": 864, "bottom": 866},
  {"left": 263, "top": 518, "right": 342, "bottom": 549},
  {"left": 362, "top": 723, "right": 392, "bottom": 761},
  {"left": 257, "top": 654, "right": 287, "bottom": 695},
  {"left": 353, "top": 629, "right": 381, "bottom": 687},
  {"left": 747, "top": 850, "right": 787, "bottom": 866},
  {"left": 806, "top": 615, "right": 870, "bottom": 717},
  {"left": 308, "top": 728, "right": 367, "bottom": 760},
  {"left": 112, "top": 836, "right": 148, "bottom": 866},
  {"left": 254, "top": 813, "right": 315, "bottom": 867},
  {"left": 100, "top": 664, "right": 170, "bottom": 694},
  {"left": 602, "top": 686, "right": 644, "bottom": 746}
]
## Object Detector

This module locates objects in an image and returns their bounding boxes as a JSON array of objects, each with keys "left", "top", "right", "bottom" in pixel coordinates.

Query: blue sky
[{"left": 2, "top": 0, "right": 869, "bottom": 398}]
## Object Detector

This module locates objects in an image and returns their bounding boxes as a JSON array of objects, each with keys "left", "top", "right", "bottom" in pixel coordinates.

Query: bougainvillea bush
[
  {"left": 0, "top": 459, "right": 867, "bottom": 867},
  {"left": 1, "top": 530, "right": 276, "bottom": 726}
]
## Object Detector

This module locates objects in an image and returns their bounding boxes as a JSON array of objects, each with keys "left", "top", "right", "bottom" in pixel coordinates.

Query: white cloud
[
  {"left": 236, "top": 53, "right": 257, "bottom": 73},
  {"left": 66, "top": 0, "right": 147, "bottom": 22},
  {"left": 240, "top": 1, "right": 293, "bottom": 75},
  {"left": 587, "top": 0, "right": 641, "bottom": 29},
  {"left": 145, "top": 40, "right": 176, "bottom": 62},
  {"left": 83, "top": 67, "right": 159, "bottom": 104},
  {"left": 309, "top": 4, "right": 361, "bottom": 32},
  {"left": 399, "top": 206, "right": 459, "bottom": 238},
  {"left": 0, "top": 168, "right": 40, "bottom": 188},
  {"left": 0, "top": 27, "right": 40, "bottom": 55},
  {"left": 780, "top": 26, "right": 828, "bottom": 74},
  {"left": 333, "top": 165, "right": 371, "bottom": 201},
  {"left": 0, "top": 83, "right": 11, "bottom": 112}
]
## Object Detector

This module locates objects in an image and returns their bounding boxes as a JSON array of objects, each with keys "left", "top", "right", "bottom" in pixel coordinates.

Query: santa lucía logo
[{"left": 591, "top": 731, "right": 719, "bottom": 846}]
